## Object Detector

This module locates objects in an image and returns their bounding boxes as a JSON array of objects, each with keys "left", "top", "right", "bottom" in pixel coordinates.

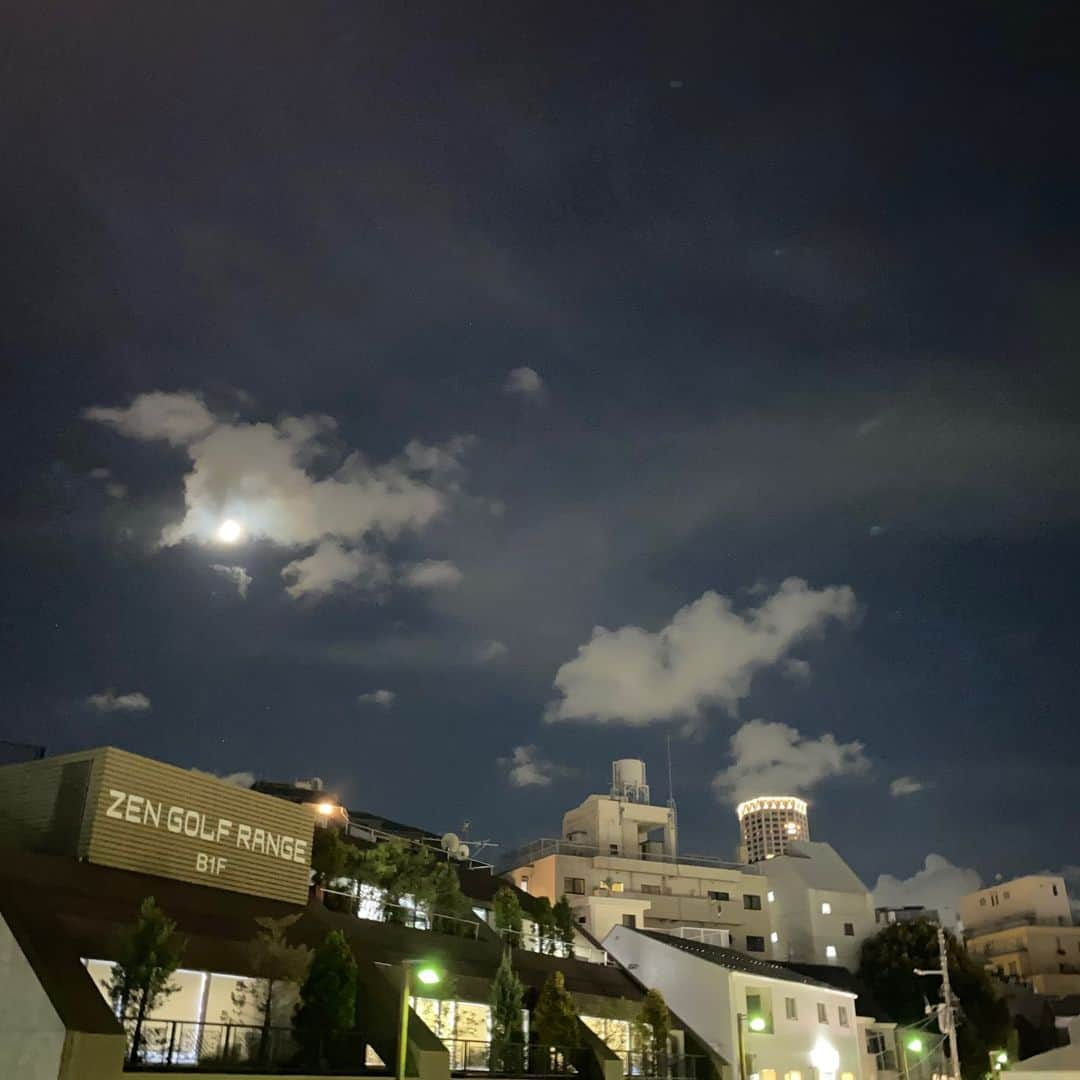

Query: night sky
[{"left": 3, "top": 3, "right": 1078, "bottom": 913}]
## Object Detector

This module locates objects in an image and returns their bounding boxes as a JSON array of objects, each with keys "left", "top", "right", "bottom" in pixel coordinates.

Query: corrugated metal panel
[
  {"left": 84, "top": 749, "right": 314, "bottom": 905},
  {"left": 0, "top": 749, "right": 100, "bottom": 855},
  {"left": 0, "top": 747, "right": 315, "bottom": 905}
]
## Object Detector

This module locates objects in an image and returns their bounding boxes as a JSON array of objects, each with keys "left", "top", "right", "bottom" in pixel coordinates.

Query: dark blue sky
[{"left": 3, "top": 2, "right": 1078, "bottom": 904}]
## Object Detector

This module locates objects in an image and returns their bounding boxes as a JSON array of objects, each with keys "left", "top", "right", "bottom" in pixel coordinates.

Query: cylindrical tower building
[{"left": 736, "top": 795, "right": 809, "bottom": 863}]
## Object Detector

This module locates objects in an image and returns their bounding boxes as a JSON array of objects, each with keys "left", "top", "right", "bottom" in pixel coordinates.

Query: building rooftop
[
  {"left": 637, "top": 929, "right": 848, "bottom": 992},
  {"left": 497, "top": 837, "right": 760, "bottom": 876},
  {"left": 765, "top": 841, "right": 871, "bottom": 893}
]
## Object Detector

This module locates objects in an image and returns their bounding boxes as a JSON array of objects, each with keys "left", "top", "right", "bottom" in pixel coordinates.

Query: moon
[{"left": 215, "top": 519, "right": 245, "bottom": 544}]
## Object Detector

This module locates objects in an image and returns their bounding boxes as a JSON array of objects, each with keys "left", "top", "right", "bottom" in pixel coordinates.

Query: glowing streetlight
[
  {"left": 215, "top": 519, "right": 245, "bottom": 544},
  {"left": 748, "top": 1016, "right": 767, "bottom": 1032},
  {"left": 316, "top": 801, "right": 336, "bottom": 817},
  {"left": 398, "top": 960, "right": 442, "bottom": 1080},
  {"left": 907, "top": 1038, "right": 924, "bottom": 1054}
]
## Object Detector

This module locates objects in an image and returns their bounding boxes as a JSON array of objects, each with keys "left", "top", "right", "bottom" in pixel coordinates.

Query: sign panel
[{"left": 83, "top": 748, "right": 314, "bottom": 904}]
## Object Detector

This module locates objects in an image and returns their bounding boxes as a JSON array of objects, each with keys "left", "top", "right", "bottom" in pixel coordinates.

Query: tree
[
  {"left": 106, "top": 896, "right": 186, "bottom": 1065},
  {"left": 634, "top": 989, "right": 671, "bottom": 1076},
  {"left": 858, "top": 922, "right": 1010, "bottom": 1080},
  {"left": 533, "top": 971, "right": 580, "bottom": 1049},
  {"left": 490, "top": 949, "right": 525, "bottom": 1072},
  {"left": 353, "top": 839, "right": 438, "bottom": 924},
  {"left": 311, "top": 825, "right": 352, "bottom": 888},
  {"left": 293, "top": 931, "right": 358, "bottom": 1069},
  {"left": 552, "top": 897, "right": 576, "bottom": 958},
  {"left": 493, "top": 886, "right": 524, "bottom": 944},
  {"left": 533, "top": 896, "right": 557, "bottom": 955},
  {"left": 232, "top": 913, "right": 311, "bottom": 1065},
  {"left": 431, "top": 859, "right": 475, "bottom": 936}
]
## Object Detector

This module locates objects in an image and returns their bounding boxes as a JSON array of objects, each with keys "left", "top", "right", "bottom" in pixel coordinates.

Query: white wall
[
  {"left": 0, "top": 912, "right": 66, "bottom": 1080},
  {"left": 961, "top": 877, "right": 1073, "bottom": 932},
  {"left": 603, "top": 926, "right": 863, "bottom": 1080}
]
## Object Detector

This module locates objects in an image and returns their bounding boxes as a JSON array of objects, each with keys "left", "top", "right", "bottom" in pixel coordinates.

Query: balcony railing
[
  {"left": 321, "top": 886, "right": 484, "bottom": 939},
  {"left": 440, "top": 1040, "right": 705, "bottom": 1079},
  {"left": 121, "top": 1018, "right": 376, "bottom": 1074},
  {"left": 498, "top": 838, "right": 758, "bottom": 875}
]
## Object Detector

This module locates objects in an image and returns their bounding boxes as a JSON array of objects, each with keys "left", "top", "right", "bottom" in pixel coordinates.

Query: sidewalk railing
[
  {"left": 321, "top": 885, "right": 483, "bottom": 939},
  {"left": 121, "top": 1018, "right": 375, "bottom": 1073}
]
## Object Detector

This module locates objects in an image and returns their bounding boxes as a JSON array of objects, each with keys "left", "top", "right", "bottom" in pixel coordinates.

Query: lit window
[
  {"left": 786, "top": 822, "right": 799, "bottom": 835},
  {"left": 767, "top": 891, "right": 776, "bottom": 903},
  {"left": 786, "top": 1071, "right": 802, "bottom": 1080},
  {"left": 826, "top": 945, "right": 838, "bottom": 959},
  {"left": 611, "top": 882, "right": 625, "bottom": 893},
  {"left": 519, "top": 877, "right": 529, "bottom": 892},
  {"left": 770, "top": 932, "right": 779, "bottom": 944},
  {"left": 821, "top": 902, "right": 832, "bottom": 915},
  {"left": 842, "top": 1073, "right": 856, "bottom": 1080}
]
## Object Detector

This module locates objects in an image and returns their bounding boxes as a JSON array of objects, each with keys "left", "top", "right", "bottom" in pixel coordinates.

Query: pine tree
[
  {"left": 533, "top": 971, "right": 580, "bottom": 1050},
  {"left": 431, "top": 859, "right": 474, "bottom": 936},
  {"left": 489, "top": 949, "right": 525, "bottom": 1072},
  {"left": 533, "top": 896, "right": 557, "bottom": 955},
  {"left": 552, "top": 897, "right": 576, "bottom": 958},
  {"left": 294, "top": 930, "right": 358, "bottom": 1068},
  {"left": 106, "top": 896, "right": 186, "bottom": 1065},
  {"left": 492, "top": 885, "right": 524, "bottom": 944},
  {"left": 354, "top": 839, "right": 438, "bottom": 924},
  {"left": 634, "top": 989, "right": 671, "bottom": 1076},
  {"left": 231, "top": 913, "right": 310, "bottom": 1065}
]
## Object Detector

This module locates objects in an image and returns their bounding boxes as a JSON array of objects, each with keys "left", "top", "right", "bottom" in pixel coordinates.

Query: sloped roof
[
  {"left": 781, "top": 961, "right": 889, "bottom": 1018},
  {"left": 765, "top": 841, "right": 871, "bottom": 893},
  {"left": 638, "top": 930, "right": 848, "bottom": 992}
]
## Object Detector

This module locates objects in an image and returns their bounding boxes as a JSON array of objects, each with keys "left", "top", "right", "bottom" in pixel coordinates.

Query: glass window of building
[
  {"left": 785, "top": 997, "right": 797, "bottom": 1020},
  {"left": 565, "top": 877, "right": 586, "bottom": 895},
  {"left": 817, "top": 1003, "right": 828, "bottom": 1024},
  {"left": 744, "top": 894, "right": 762, "bottom": 910}
]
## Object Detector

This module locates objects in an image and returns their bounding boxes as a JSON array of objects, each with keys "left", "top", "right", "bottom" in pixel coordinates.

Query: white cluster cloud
[
  {"left": 85, "top": 391, "right": 468, "bottom": 599},
  {"left": 211, "top": 564, "right": 253, "bottom": 598},
  {"left": 189, "top": 767, "right": 256, "bottom": 788},
  {"left": 357, "top": 689, "right": 396, "bottom": 708},
  {"left": 889, "top": 775, "right": 926, "bottom": 797},
  {"left": 475, "top": 639, "right": 509, "bottom": 663},
  {"left": 499, "top": 745, "right": 571, "bottom": 788},
  {"left": 282, "top": 540, "right": 390, "bottom": 599},
  {"left": 503, "top": 366, "right": 545, "bottom": 400},
  {"left": 401, "top": 560, "right": 464, "bottom": 589},
  {"left": 712, "top": 719, "right": 870, "bottom": 804},
  {"left": 548, "top": 578, "right": 856, "bottom": 725},
  {"left": 85, "top": 689, "right": 152, "bottom": 713},
  {"left": 872, "top": 854, "right": 982, "bottom": 930},
  {"left": 782, "top": 658, "right": 812, "bottom": 682}
]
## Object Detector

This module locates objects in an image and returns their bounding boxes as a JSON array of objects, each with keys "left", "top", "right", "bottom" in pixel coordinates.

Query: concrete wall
[
  {"left": 0, "top": 911, "right": 67, "bottom": 1080},
  {"left": 961, "top": 877, "right": 1073, "bottom": 933}
]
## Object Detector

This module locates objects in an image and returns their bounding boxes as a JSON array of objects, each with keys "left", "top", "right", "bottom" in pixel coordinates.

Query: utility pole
[{"left": 915, "top": 926, "right": 963, "bottom": 1080}]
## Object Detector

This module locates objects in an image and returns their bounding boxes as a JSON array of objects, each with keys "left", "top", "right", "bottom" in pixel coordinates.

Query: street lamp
[
  {"left": 988, "top": 1050, "right": 1009, "bottom": 1074},
  {"left": 736, "top": 1013, "right": 768, "bottom": 1079},
  {"left": 901, "top": 1033, "right": 924, "bottom": 1080},
  {"left": 397, "top": 959, "right": 442, "bottom": 1080}
]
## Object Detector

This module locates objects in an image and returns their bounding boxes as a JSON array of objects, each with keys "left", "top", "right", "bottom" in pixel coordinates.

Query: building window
[
  {"left": 980, "top": 898, "right": 986, "bottom": 906},
  {"left": 519, "top": 877, "right": 529, "bottom": 893},
  {"left": 622, "top": 914, "right": 637, "bottom": 928},
  {"left": 843, "top": 923, "right": 855, "bottom": 936},
  {"left": 641, "top": 884, "right": 661, "bottom": 895},
  {"left": 839, "top": 1006, "right": 850, "bottom": 1027},
  {"left": 826, "top": 945, "right": 838, "bottom": 959},
  {"left": 609, "top": 844, "right": 619, "bottom": 855},
  {"left": 785, "top": 997, "right": 797, "bottom": 1020},
  {"left": 565, "top": 877, "right": 586, "bottom": 895},
  {"left": 1003, "top": 891, "right": 1010, "bottom": 900},
  {"left": 709, "top": 890, "right": 730, "bottom": 901},
  {"left": 1053, "top": 885, "right": 1059, "bottom": 896},
  {"left": 785, "top": 1071, "right": 802, "bottom": 1080},
  {"left": 842, "top": 1073, "right": 855, "bottom": 1080},
  {"left": 747, "top": 935, "right": 766, "bottom": 952},
  {"left": 770, "top": 932, "right": 779, "bottom": 944},
  {"left": 821, "top": 901, "right": 832, "bottom": 915},
  {"left": 767, "top": 891, "right": 776, "bottom": 903},
  {"left": 745, "top": 895, "right": 762, "bottom": 910},
  {"left": 761, "top": 1070, "right": 777, "bottom": 1080},
  {"left": 610, "top": 882, "right": 625, "bottom": 893},
  {"left": 817, "top": 1003, "right": 828, "bottom": 1024}
]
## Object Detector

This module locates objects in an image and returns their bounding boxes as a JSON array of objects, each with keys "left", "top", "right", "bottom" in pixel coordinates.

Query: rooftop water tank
[{"left": 611, "top": 759, "right": 650, "bottom": 802}]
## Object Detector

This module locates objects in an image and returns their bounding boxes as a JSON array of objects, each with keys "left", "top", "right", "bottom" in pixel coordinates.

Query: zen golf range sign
[{"left": 0, "top": 746, "right": 315, "bottom": 904}]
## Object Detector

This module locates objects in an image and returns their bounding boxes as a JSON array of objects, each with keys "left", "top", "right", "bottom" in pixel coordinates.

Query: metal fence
[
  {"left": 321, "top": 885, "right": 483, "bottom": 939},
  {"left": 439, "top": 1040, "right": 706, "bottom": 1080},
  {"left": 122, "top": 1018, "right": 374, "bottom": 1074}
]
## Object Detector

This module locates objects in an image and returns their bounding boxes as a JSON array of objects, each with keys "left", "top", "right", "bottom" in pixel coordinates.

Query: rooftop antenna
[{"left": 666, "top": 732, "right": 678, "bottom": 861}]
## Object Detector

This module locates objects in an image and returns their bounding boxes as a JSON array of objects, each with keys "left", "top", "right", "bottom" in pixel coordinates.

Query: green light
[
  {"left": 907, "top": 1038, "right": 923, "bottom": 1054},
  {"left": 748, "top": 1016, "right": 767, "bottom": 1032},
  {"left": 416, "top": 966, "right": 441, "bottom": 986},
  {"left": 996, "top": 1053, "right": 1008, "bottom": 1066}
]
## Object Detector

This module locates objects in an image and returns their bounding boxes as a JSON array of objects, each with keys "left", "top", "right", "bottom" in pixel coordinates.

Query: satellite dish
[
  {"left": 441, "top": 832, "right": 460, "bottom": 853},
  {"left": 456, "top": 844, "right": 470, "bottom": 861}
]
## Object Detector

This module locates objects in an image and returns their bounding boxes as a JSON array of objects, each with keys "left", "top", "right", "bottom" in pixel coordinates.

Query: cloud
[
  {"left": 475, "top": 639, "right": 509, "bottom": 663},
  {"left": 503, "top": 366, "right": 545, "bottom": 400},
  {"left": 712, "top": 719, "right": 869, "bottom": 804},
  {"left": 548, "top": 578, "right": 856, "bottom": 725},
  {"left": 499, "top": 745, "right": 572, "bottom": 788},
  {"left": 189, "top": 767, "right": 256, "bottom": 788},
  {"left": 782, "top": 658, "right": 812, "bottom": 682},
  {"left": 84, "top": 391, "right": 469, "bottom": 600},
  {"left": 85, "top": 689, "right": 152, "bottom": 713},
  {"left": 401, "top": 560, "right": 464, "bottom": 589},
  {"left": 211, "top": 564, "right": 253, "bottom": 598},
  {"left": 872, "top": 855, "right": 982, "bottom": 929},
  {"left": 105, "top": 482, "right": 127, "bottom": 499},
  {"left": 890, "top": 775, "right": 926, "bottom": 797},
  {"left": 282, "top": 540, "right": 391, "bottom": 599},
  {"left": 84, "top": 390, "right": 216, "bottom": 445},
  {"left": 357, "top": 689, "right": 396, "bottom": 708}
]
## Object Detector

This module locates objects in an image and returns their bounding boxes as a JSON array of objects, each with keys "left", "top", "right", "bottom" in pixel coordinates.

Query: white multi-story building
[
  {"left": 603, "top": 924, "right": 864, "bottom": 1080},
  {"left": 961, "top": 875, "right": 1080, "bottom": 995},
  {"left": 500, "top": 760, "right": 876, "bottom": 969},
  {"left": 738, "top": 796, "right": 810, "bottom": 864}
]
